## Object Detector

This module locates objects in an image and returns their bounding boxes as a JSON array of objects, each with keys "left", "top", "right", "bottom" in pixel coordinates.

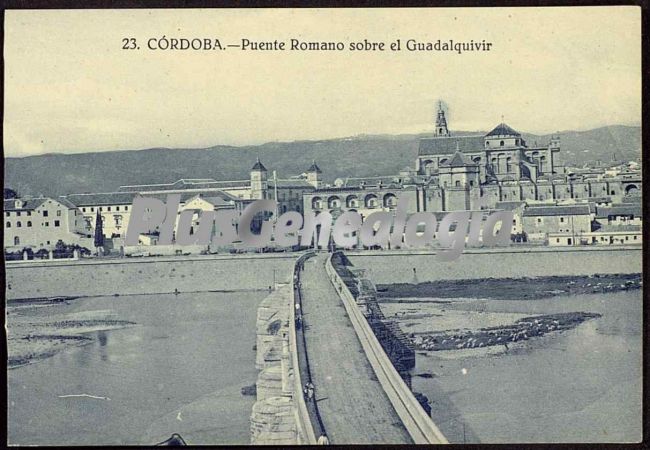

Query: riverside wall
[
  {"left": 347, "top": 246, "right": 642, "bottom": 284},
  {"left": 5, "top": 254, "right": 295, "bottom": 300}
]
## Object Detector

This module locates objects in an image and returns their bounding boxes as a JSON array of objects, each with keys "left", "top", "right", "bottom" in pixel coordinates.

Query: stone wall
[
  {"left": 5, "top": 254, "right": 295, "bottom": 300},
  {"left": 348, "top": 247, "right": 642, "bottom": 284}
]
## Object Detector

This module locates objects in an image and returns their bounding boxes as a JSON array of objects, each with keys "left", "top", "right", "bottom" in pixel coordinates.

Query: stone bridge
[{"left": 251, "top": 251, "right": 448, "bottom": 445}]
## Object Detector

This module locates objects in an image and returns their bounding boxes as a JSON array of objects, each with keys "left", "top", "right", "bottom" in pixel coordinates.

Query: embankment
[
  {"left": 5, "top": 254, "right": 295, "bottom": 300},
  {"left": 348, "top": 247, "right": 642, "bottom": 284}
]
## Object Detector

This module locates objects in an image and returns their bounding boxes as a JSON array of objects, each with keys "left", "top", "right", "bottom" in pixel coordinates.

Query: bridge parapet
[{"left": 325, "top": 251, "right": 449, "bottom": 445}]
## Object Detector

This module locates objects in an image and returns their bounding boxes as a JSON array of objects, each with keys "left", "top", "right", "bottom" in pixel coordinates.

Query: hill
[{"left": 3, "top": 125, "right": 640, "bottom": 197}]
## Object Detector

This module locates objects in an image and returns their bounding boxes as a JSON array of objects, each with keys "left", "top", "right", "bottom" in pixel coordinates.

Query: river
[
  {"left": 8, "top": 291, "right": 266, "bottom": 446},
  {"left": 385, "top": 290, "right": 642, "bottom": 443}
]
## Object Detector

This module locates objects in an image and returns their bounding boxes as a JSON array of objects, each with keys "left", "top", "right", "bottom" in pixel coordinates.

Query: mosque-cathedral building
[{"left": 302, "top": 103, "right": 640, "bottom": 216}]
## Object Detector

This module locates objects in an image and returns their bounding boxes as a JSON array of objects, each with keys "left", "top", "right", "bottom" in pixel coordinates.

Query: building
[
  {"left": 521, "top": 204, "right": 592, "bottom": 243},
  {"left": 64, "top": 192, "right": 137, "bottom": 238},
  {"left": 3, "top": 197, "right": 86, "bottom": 250},
  {"left": 417, "top": 103, "right": 557, "bottom": 185},
  {"left": 594, "top": 203, "right": 642, "bottom": 228},
  {"left": 415, "top": 103, "right": 641, "bottom": 211}
]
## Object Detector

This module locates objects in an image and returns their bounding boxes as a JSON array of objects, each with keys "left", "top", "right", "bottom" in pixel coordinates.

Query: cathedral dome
[{"left": 486, "top": 123, "right": 521, "bottom": 137}]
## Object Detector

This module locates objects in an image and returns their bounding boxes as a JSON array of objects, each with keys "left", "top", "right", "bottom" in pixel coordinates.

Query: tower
[
  {"left": 306, "top": 161, "right": 322, "bottom": 189},
  {"left": 435, "top": 101, "right": 450, "bottom": 137},
  {"left": 439, "top": 151, "right": 479, "bottom": 211},
  {"left": 250, "top": 158, "right": 268, "bottom": 199}
]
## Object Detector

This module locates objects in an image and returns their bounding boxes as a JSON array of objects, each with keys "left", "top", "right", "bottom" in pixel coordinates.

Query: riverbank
[
  {"left": 381, "top": 288, "right": 642, "bottom": 443},
  {"left": 7, "top": 300, "right": 135, "bottom": 368},
  {"left": 377, "top": 273, "right": 641, "bottom": 301}
]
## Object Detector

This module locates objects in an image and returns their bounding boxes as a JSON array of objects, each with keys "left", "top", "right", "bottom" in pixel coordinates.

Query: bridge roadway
[{"left": 299, "top": 253, "right": 412, "bottom": 444}]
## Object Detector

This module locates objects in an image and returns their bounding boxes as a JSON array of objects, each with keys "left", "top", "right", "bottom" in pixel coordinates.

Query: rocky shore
[
  {"left": 377, "top": 273, "right": 641, "bottom": 301},
  {"left": 411, "top": 311, "right": 601, "bottom": 352}
]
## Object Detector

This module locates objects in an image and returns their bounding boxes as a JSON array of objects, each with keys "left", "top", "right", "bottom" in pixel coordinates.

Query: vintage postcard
[{"left": 4, "top": 6, "right": 642, "bottom": 446}]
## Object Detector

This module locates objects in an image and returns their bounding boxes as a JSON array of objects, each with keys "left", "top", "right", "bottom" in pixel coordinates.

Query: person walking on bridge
[{"left": 304, "top": 381, "right": 315, "bottom": 402}]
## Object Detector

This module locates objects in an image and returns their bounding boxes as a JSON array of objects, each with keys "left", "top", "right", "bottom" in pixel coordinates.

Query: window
[
  {"left": 27, "top": 211, "right": 31, "bottom": 216},
  {"left": 116, "top": 206, "right": 120, "bottom": 211},
  {"left": 124, "top": 206, "right": 128, "bottom": 211},
  {"left": 537, "top": 218, "right": 542, "bottom": 223},
  {"left": 560, "top": 217, "right": 565, "bottom": 223},
  {"left": 27, "top": 221, "right": 32, "bottom": 227},
  {"left": 82, "top": 207, "right": 87, "bottom": 212},
  {"left": 43, "top": 210, "right": 48, "bottom": 217},
  {"left": 556, "top": 238, "right": 560, "bottom": 243},
  {"left": 16, "top": 221, "right": 21, "bottom": 227},
  {"left": 91, "top": 207, "right": 95, "bottom": 212},
  {"left": 107, "top": 206, "right": 111, "bottom": 211},
  {"left": 57, "top": 210, "right": 62, "bottom": 216},
  {"left": 44, "top": 221, "right": 49, "bottom": 227},
  {"left": 16, "top": 211, "right": 21, "bottom": 217},
  {"left": 54, "top": 220, "right": 60, "bottom": 227},
  {"left": 455, "top": 180, "right": 461, "bottom": 187},
  {"left": 500, "top": 140, "right": 504, "bottom": 146},
  {"left": 14, "top": 236, "right": 19, "bottom": 245},
  {"left": 99, "top": 207, "right": 103, "bottom": 212},
  {"left": 6, "top": 221, "right": 10, "bottom": 228},
  {"left": 611, "top": 190, "right": 615, "bottom": 195}
]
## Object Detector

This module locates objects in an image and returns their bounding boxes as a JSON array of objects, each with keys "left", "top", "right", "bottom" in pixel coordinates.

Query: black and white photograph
[{"left": 3, "top": 6, "right": 643, "bottom": 446}]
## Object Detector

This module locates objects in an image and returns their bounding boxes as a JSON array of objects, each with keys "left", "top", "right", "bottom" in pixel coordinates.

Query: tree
[
  {"left": 4, "top": 188, "right": 18, "bottom": 199},
  {"left": 94, "top": 210, "right": 105, "bottom": 251}
]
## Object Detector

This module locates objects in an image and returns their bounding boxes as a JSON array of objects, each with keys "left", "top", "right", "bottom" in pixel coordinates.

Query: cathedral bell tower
[{"left": 435, "top": 101, "right": 450, "bottom": 137}]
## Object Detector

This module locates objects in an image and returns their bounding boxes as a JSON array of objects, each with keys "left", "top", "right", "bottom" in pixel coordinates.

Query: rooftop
[
  {"left": 486, "top": 123, "right": 521, "bottom": 137},
  {"left": 523, "top": 204, "right": 591, "bottom": 217},
  {"left": 3, "top": 197, "right": 47, "bottom": 211},
  {"left": 440, "top": 151, "right": 477, "bottom": 168},
  {"left": 595, "top": 204, "right": 642, "bottom": 219},
  {"left": 418, "top": 135, "right": 484, "bottom": 156},
  {"left": 64, "top": 192, "right": 138, "bottom": 206},
  {"left": 251, "top": 158, "right": 267, "bottom": 172}
]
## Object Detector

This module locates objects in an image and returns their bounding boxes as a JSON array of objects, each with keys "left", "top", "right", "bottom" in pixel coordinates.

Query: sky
[{"left": 4, "top": 7, "right": 641, "bottom": 157}]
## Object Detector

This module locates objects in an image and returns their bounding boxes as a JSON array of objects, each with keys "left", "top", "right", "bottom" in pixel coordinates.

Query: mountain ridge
[{"left": 4, "top": 125, "right": 641, "bottom": 197}]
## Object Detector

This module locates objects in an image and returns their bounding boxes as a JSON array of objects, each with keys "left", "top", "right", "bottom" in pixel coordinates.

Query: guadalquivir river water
[
  {"left": 8, "top": 291, "right": 266, "bottom": 446},
  {"left": 409, "top": 290, "right": 642, "bottom": 444}
]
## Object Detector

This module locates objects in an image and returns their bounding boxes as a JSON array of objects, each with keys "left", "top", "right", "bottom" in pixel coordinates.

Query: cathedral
[
  {"left": 411, "top": 103, "right": 638, "bottom": 211},
  {"left": 416, "top": 103, "right": 559, "bottom": 184}
]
